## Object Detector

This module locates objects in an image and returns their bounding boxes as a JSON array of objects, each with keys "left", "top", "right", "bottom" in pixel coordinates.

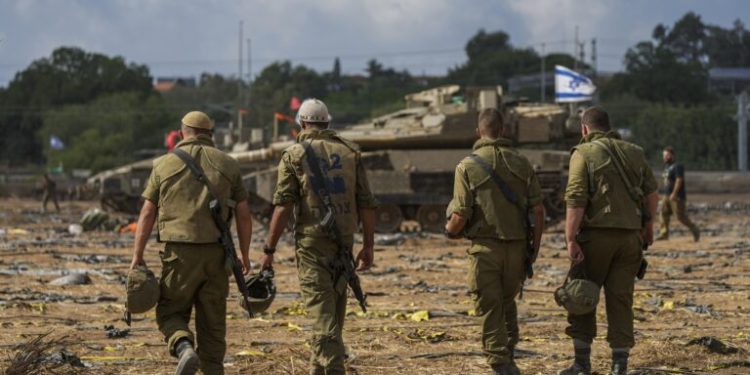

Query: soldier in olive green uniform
[
  {"left": 129, "top": 111, "right": 254, "bottom": 375},
  {"left": 260, "top": 99, "right": 377, "bottom": 375},
  {"left": 445, "top": 108, "right": 545, "bottom": 375},
  {"left": 560, "top": 107, "right": 658, "bottom": 375}
]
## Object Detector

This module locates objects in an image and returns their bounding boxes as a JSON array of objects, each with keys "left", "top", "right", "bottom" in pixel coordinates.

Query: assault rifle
[
  {"left": 301, "top": 141, "right": 368, "bottom": 313},
  {"left": 172, "top": 148, "right": 253, "bottom": 317}
]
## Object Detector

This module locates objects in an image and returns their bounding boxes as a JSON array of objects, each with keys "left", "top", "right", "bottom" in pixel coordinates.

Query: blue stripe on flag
[
  {"left": 556, "top": 93, "right": 592, "bottom": 98},
  {"left": 555, "top": 68, "right": 589, "bottom": 82}
]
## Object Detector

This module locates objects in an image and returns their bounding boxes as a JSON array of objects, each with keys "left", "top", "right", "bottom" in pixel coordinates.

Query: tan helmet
[
  {"left": 297, "top": 98, "right": 329, "bottom": 123},
  {"left": 182, "top": 111, "right": 214, "bottom": 130},
  {"left": 126, "top": 264, "right": 160, "bottom": 314},
  {"left": 554, "top": 268, "right": 600, "bottom": 315},
  {"left": 239, "top": 268, "right": 276, "bottom": 314}
]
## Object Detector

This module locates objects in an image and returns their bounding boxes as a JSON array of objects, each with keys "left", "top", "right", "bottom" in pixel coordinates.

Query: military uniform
[
  {"left": 447, "top": 138, "right": 542, "bottom": 367},
  {"left": 564, "top": 131, "right": 657, "bottom": 349},
  {"left": 142, "top": 134, "right": 247, "bottom": 375},
  {"left": 658, "top": 162, "right": 699, "bottom": 240},
  {"left": 273, "top": 128, "right": 376, "bottom": 375}
]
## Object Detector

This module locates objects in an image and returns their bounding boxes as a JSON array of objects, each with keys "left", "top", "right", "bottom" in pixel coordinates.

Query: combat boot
[
  {"left": 610, "top": 350, "right": 629, "bottom": 375},
  {"left": 557, "top": 342, "right": 591, "bottom": 375},
  {"left": 491, "top": 362, "right": 521, "bottom": 375},
  {"left": 174, "top": 339, "right": 200, "bottom": 375}
]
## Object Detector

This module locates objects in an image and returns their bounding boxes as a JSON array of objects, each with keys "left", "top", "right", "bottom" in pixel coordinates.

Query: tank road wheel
[
  {"left": 375, "top": 204, "right": 403, "bottom": 233},
  {"left": 543, "top": 191, "right": 566, "bottom": 223},
  {"left": 417, "top": 205, "right": 446, "bottom": 233}
]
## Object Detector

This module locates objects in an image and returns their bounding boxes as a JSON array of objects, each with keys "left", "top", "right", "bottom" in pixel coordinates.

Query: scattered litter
[
  {"left": 686, "top": 336, "right": 740, "bottom": 354},
  {"left": 375, "top": 233, "right": 406, "bottom": 246},
  {"left": 405, "top": 328, "right": 451, "bottom": 343},
  {"left": 48, "top": 273, "right": 92, "bottom": 286},
  {"left": 4, "top": 332, "right": 87, "bottom": 374},
  {"left": 409, "top": 310, "right": 430, "bottom": 322},
  {"left": 67, "top": 224, "right": 83, "bottom": 235},
  {"left": 236, "top": 349, "right": 267, "bottom": 357},
  {"left": 104, "top": 325, "right": 130, "bottom": 339}
]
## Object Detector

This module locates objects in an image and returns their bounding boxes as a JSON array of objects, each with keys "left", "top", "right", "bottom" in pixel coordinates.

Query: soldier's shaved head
[
  {"left": 581, "top": 106, "right": 611, "bottom": 131},
  {"left": 477, "top": 108, "right": 504, "bottom": 138}
]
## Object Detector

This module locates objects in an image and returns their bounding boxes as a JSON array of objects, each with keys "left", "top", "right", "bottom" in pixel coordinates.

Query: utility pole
[
  {"left": 237, "top": 20, "right": 244, "bottom": 136},
  {"left": 591, "top": 38, "right": 598, "bottom": 78},
  {"left": 540, "top": 43, "right": 546, "bottom": 102},
  {"left": 738, "top": 91, "right": 749, "bottom": 172},
  {"left": 574, "top": 25, "right": 579, "bottom": 71},
  {"left": 251, "top": 38, "right": 253, "bottom": 108}
]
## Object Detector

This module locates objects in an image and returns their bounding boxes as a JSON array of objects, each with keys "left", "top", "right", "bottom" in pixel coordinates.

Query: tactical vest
[
  {"left": 153, "top": 136, "right": 240, "bottom": 243},
  {"left": 573, "top": 138, "right": 646, "bottom": 230},
  {"left": 286, "top": 131, "right": 360, "bottom": 237},
  {"left": 461, "top": 142, "right": 533, "bottom": 240}
]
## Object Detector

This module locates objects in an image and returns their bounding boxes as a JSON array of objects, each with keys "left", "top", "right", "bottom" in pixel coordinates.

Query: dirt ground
[{"left": 1, "top": 196, "right": 749, "bottom": 375}]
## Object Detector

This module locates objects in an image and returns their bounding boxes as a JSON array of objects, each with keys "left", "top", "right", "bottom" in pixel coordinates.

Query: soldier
[
  {"left": 260, "top": 98, "right": 377, "bottom": 375},
  {"left": 129, "top": 111, "right": 253, "bottom": 375},
  {"left": 656, "top": 146, "right": 700, "bottom": 241},
  {"left": 445, "top": 108, "right": 545, "bottom": 375},
  {"left": 41, "top": 173, "right": 60, "bottom": 213},
  {"left": 560, "top": 107, "right": 658, "bottom": 375}
]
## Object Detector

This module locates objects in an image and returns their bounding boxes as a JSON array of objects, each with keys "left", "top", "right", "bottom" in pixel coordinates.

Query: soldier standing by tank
[
  {"left": 128, "top": 111, "right": 253, "bottom": 375},
  {"left": 445, "top": 108, "right": 545, "bottom": 375},
  {"left": 656, "top": 146, "right": 700, "bottom": 242},
  {"left": 559, "top": 107, "right": 658, "bottom": 375},
  {"left": 259, "top": 99, "right": 377, "bottom": 375},
  {"left": 41, "top": 173, "right": 60, "bottom": 213}
]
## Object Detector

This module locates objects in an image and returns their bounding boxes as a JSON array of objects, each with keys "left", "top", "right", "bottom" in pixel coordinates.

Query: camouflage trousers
[
  {"left": 565, "top": 228, "right": 641, "bottom": 348},
  {"left": 156, "top": 243, "right": 229, "bottom": 375},
  {"left": 467, "top": 239, "right": 525, "bottom": 366},
  {"left": 296, "top": 236, "right": 351, "bottom": 375}
]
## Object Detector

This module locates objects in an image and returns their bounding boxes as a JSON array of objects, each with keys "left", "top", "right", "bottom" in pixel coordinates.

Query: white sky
[{"left": 0, "top": 0, "right": 747, "bottom": 86}]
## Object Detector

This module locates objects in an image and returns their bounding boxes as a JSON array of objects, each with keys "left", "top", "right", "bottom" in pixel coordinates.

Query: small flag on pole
[
  {"left": 555, "top": 65, "right": 596, "bottom": 103},
  {"left": 49, "top": 135, "right": 65, "bottom": 150}
]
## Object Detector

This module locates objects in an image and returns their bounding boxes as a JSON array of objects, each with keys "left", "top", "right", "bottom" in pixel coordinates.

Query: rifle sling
[
  {"left": 172, "top": 148, "right": 232, "bottom": 227},
  {"left": 468, "top": 154, "right": 527, "bottom": 223},
  {"left": 300, "top": 141, "right": 345, "bottom": 242},
  {"left": 590, "top": 140, "right": 642, "bottom": 204}
]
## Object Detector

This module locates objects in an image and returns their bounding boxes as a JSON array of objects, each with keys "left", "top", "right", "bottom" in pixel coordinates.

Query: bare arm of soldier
[
  {"left": 129, "top": 199, "right": 157, "bottom": 270},
  {"left": 259, "top": 203, "right": 294, "bottom": 270},
  {"left": 235, "top": 200, "right": 253, "bottom": 274},
  {"left": 356, "top": 208, "right": 375, "bottom": 271}
]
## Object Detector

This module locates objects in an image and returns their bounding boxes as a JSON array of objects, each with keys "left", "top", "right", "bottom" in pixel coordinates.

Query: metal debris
[{"left": 48, "top": 273, "right": 92, "bottom": 286}]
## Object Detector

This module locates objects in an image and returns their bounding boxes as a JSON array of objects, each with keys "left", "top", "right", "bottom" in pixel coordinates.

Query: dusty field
[{"left": 1, "top": 196, "right": 749, "bottom": 375}]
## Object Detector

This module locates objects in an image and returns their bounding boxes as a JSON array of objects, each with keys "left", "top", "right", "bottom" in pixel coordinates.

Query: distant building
[
  {"left": 153, "top": 76, "right": 197, "bottom": 93},
  {"left": 708, "top": 68, "right": 750, "bottom": 96}
]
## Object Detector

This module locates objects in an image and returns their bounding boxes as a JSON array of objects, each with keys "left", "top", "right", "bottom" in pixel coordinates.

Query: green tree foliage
[
  {"left": 0, "top": 47, "right": 153, "bottom": 164},
  {"left": 629, "top": 104, "right": 739, "bottom": 170},
  {"left": 39, "top": 92, "right": 174, "bottom": 172},
  {"left": 161, "top": 73, "right": 245, "bottom": 124}
]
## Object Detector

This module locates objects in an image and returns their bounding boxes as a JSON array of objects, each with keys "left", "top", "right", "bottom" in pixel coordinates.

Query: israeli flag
[
  {"left": 555, "top": 65, "right": 596, "bottom": 103},
  {"left": 50, "top": 135, "right": 65, "bottom": 150}
]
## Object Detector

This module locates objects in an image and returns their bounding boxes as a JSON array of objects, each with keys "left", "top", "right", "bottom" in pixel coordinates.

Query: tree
[{"left": 0, "top": 47, "right": 153, "bottom": 164}]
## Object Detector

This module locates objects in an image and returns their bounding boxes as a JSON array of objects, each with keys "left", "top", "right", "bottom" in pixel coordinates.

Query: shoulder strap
[
  {"left": 590, "top": 140, "right": 643, "bottom": 203},
  {"left": 172, "top": 148, "right": 233, "bottom": 223},
  {"left": 301, "top": 141, "right": 342, "bottom": 237},
  {"left": 468, "top": 154, "right": 521, "bottom": 207}
]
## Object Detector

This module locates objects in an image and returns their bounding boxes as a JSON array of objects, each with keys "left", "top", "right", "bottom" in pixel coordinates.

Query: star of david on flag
[{"left": 555, "top": 65, "right": 596, "bottom": 103}]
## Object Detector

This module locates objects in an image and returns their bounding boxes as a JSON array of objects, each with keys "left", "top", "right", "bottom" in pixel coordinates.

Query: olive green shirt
[
  {"left": 272, "top": 128, "right": 377, "bottom": 238},
  {"left": 448, "top": 137, "right": 542, "bottom": 241},
  {"left": 142, "top": 135, "right": 248, "bottom": 243},
  {"left": 565, "top": 131, "right": 657, "bottom": 229}
]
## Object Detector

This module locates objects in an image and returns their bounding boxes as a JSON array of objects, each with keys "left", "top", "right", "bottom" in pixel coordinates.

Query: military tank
[
  {"left": 240, "top": 85, "right": 580, "bottom": 232},
  {"left": 89, "top": 85, "right": 580, "bottom": 232}
]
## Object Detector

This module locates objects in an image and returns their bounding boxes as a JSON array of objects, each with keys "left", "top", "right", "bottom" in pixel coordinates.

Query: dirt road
[{"left": 1, "top": 197, "right": 748, "bottom": 374}]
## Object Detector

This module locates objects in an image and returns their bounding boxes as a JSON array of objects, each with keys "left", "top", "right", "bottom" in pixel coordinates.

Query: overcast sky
[{"left": 0, "top": 0, "right": 748, "bottom": 87}]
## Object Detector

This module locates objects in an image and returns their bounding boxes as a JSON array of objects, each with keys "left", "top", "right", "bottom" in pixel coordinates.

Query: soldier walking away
[
  {"left": 445, "top": 108, "right": 545, "bottom": 375},
  {"left": 656, "top": 146, "right": 700, "bottom": 242},
  {"left": 560, "top": 107, "right": 658, "bottom": 375},
  {"left": 260, "top": 99, "right": 377, "bottom": 375},
  {"left": 41, "top": 173, "right": 60, "bottom": 213},
  {"left": 129, "top": 111, "right": 254, "bottom": 375}
]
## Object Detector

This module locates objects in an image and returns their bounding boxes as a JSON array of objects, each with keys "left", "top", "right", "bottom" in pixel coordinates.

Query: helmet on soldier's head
[
  {"left": 554, "top": 277, "right": 600, "bottom": 315},
  {"left": 126, "top": 264, "right": 160, "bottom": 314},
  {"left": 182, "top": 111, "right": 214, "bottom": 130},
  {"left": 240, "top": 268, "right": 276, "bottom": 314},
  {"left": 297, "top": 99, "right": 330, "bottom": 124}
]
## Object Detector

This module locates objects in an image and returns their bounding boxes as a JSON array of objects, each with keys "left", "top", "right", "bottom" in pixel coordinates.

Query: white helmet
[{"left": 297, "top": 98, "right": 330, "bottom": 124}]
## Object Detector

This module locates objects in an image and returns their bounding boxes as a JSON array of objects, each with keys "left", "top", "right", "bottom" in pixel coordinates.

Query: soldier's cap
[
  {"left": 182, "top": 111, "right": 214, "bottom": 130},
  {"left": 297, "top": 98, "right": 330, "bottom": 123}
]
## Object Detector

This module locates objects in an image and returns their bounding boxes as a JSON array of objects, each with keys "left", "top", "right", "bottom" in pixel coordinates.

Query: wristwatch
[{"left": 263, "top": 244, "right": 276, "bottom": 255}]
